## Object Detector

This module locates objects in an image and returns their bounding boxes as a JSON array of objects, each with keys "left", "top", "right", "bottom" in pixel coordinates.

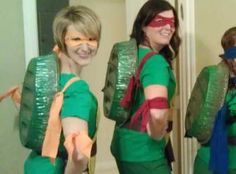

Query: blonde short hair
[{"left": 53, "top": 5, "right": 101, "bottom": 53}]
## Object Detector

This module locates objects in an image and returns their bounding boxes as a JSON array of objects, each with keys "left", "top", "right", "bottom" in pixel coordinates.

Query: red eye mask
[{"left": 148, "top": 15, "right": 175, "bottom": 28}]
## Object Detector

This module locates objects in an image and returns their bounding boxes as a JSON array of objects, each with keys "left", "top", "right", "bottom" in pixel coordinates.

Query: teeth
[
  {"left": 160, "top": 28, "right": 172, "bottom": 36},
  {"left": 160, "top": 33, "right": 170, "bottom": 36}
]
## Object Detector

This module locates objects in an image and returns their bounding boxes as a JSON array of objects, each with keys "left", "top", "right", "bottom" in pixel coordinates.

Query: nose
[
  {"left": 79, "top": 43, "right": 90, "bottom": 51},
  {"left": 164, "top": 23, "right": 172, "bottom": 30}
]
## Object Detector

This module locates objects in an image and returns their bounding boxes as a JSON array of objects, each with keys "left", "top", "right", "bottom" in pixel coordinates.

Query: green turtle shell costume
[
  {"left": 185, "top": 61, "right": 229, "bottom": 144},
  {"left": 19, "top": 53, "right": 66, "bottom": 152},
  {"left": 103, "top": 39, "right": 137, "bottom": 123},
  {"left": 20, "top": 54, "right": 100, "bottom": 174}
]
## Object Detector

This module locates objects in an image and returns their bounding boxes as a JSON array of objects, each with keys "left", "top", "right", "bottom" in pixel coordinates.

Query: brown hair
[
  {"left": 130, "top": 0, "right": 181, "bottom": 66},
  {"left": 221, "top": 27, "right": 236, "bottom": 85},
  {"left": 221, "top": 27, "right": 236, "bottom": 50}
]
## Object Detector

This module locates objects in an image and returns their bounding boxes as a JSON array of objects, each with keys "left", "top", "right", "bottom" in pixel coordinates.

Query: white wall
[
  {"left": 0, "top": 0, "right": 29, "bottom": 174},
  {"left": 125, "top": 0, "right": 147, "bottom": 37},
  {"left": 195, "top": 0, "right": 236, "bottom": 74}
]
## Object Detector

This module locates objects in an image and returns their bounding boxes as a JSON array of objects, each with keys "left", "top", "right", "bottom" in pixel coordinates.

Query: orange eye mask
[
  {"left": 148, "top": 15, "right": 175, "bottom": 28},
  {"left": 65, "top": 32, "right": 98, "bottom": 48}
]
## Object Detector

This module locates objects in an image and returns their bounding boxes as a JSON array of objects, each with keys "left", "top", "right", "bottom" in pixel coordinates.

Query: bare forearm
[
  {"left": 144, "top": 85, "right": 169, "bottom": 140},
  {"left": 62, "top": 117, "right": 90, "bottom": 174}
]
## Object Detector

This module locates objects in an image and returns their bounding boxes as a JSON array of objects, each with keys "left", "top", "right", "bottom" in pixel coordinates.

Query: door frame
[
  {"left": 22, "top": 0, "right": 38, "bottom": 67},
  {"left": 177, "top": 0, "right": 198, "bottom": 174}
]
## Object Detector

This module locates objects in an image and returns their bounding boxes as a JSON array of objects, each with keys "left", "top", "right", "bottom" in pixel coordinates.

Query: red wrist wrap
[{"left": 129, "top": 97, "right": 169, "bottom": 132}]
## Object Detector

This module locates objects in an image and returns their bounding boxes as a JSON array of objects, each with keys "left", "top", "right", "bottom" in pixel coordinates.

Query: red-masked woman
[{"left": 110, "top": 0, "right": 181, "bottom": 174}]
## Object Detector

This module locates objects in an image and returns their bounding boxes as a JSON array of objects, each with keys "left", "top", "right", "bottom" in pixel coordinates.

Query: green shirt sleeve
[
  {"left": 60, "top": 80, "right": 92, "bottom": 121},
  {"left": 140, "top": 54, "right": 170, "bottom": 88}
]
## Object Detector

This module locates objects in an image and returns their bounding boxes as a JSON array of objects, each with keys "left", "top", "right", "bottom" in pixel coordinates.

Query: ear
[{"left": 53, "top": 44, "right": 60, "bottom": 53}]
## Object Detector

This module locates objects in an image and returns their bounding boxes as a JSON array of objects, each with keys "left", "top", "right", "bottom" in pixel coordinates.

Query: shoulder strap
[
  {"left": 121, "top": 51, "right": 156, "bottom": 109},
  {"left": 61, "top": 76, "right": 80, "bottom": 92},
  {"left": 135, "top": 51, "right": 156, "bottom": 82},
  {"left": 42, "top": 76, "right": 80, "bottom": 163}
]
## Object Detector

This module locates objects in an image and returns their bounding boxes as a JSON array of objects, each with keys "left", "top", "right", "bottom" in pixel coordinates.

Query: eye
[
  {"left": 155, "top": 18, "right": 163, "bottom": 23},
  {"left": 71, "top": 37, "right": 82, "bottom": 41},
  {"left": 88, "top": 38, "right": 96, "bottom": 41},
  {"left": 157, "top": 20, "right": 165, "bottom": 25}
]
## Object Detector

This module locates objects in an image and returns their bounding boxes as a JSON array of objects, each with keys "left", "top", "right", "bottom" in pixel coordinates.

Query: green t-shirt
[
  {"left": 197, "top": 90, "right": 236, "bottom": 169},
  {"left": 24, "top": 151, "right": 65, "bottom": 174},
  {"left": 59, "top": 73, "right": 98, "bottom": 138},
  {"left": 197, "top": 145, "right": 236, "bottom": 169},
  {"left": 111, "top": 47, "right": 176, "bottom": 162}
]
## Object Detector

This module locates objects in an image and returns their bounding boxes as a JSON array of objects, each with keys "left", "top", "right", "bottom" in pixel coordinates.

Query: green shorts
[
  {"left": 24, "top": 151, "right": 65, "bottom": 174},
  {"left": 116, "top": 158, "right": 171, "bottom": 174}
]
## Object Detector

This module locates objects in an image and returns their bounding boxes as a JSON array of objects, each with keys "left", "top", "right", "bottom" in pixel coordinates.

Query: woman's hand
[{"left": 146, "top": 108, "right": 169, "bottom": 140}]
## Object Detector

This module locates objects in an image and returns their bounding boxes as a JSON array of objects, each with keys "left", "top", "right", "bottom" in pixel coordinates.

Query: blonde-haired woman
[{"left": 24, "top": 5, "right": 101, "bottom": 174}]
